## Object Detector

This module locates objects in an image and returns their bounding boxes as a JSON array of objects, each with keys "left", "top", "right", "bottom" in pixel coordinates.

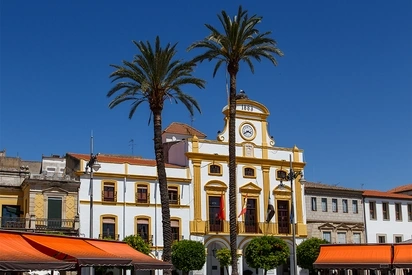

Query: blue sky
[{"left": 1, "top": 1, "right": 411, "bottom": 191}]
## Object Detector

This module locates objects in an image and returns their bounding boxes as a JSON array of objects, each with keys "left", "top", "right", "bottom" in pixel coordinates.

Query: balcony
[
  {"left": 135, "top": 193, "right": 150, "bottom": 204},
  {"left": 0, "top": 216, "right": 79, "bottom": 235},
  {"left": 102, "top": 191, "right": 117, "bottom": 203},
  {"left": 99, "top": 233, "right": 120, "bottom": 241},
  {"left": 200, "top": 220, "right": 285, "bottom": 235}
]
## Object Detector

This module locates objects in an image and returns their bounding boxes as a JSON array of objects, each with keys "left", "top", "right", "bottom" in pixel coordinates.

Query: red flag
[
  {"left": 218, "top": 193, "right": 226, "bottom": 220},
  {"left": 238, "top": 194, "right": 248, "bottom": 217}
]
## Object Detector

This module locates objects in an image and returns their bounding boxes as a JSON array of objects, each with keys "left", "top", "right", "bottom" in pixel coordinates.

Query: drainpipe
[
  {"left": 123, "top": 176, "right": 126, "bottom": 240},
  {"left": 362, "top": 196, "right": 367, "bottom": 243}
]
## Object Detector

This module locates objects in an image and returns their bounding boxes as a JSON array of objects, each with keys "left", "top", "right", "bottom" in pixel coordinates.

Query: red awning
[
  {"left": 86, "top": 240, "right": 173, "bottom": 270},
  {"left": 23, "top": 234, "right": 132, "bottom": 267},
  {"left": 314, "top": 244, "right": 392, "bottom": 269},
  {"left": 393, "top": 243, "right": 412, "bottom": 268},
  {"left": 0, "top": 231, "right": 76, "bottom": 271}
]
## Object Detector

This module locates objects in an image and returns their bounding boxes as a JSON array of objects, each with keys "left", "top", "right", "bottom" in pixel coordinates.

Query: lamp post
[
  {"left": 278, "top": 155, "right": 303, "bottom": 275},
  {"left": 85, "top": 135, "right": 101, "bottom": 239}
]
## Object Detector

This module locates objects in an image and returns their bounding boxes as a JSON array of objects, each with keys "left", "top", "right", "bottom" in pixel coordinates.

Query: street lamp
[
  {"left": 85, "top": 136, "right": 101, "bottom": 239},
  {"left": 278, "top": 155, "right": 303, "bottom": 275}
]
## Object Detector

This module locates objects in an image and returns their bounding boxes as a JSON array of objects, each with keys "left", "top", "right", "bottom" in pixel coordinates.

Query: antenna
[{"left": 129, "top": 139, "right": 136, "bottom": 155}]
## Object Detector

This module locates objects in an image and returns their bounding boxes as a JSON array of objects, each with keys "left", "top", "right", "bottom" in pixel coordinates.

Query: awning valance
[
  {"left": 393, "top": 243, "right": 412, "bottom": 268},
  {"left": 314, "top": 244, "right": 392, "bottom": 269},
  {"left": 0, "top": 232, "right": 76, "bottom": 271},
  {"left": 87, "top": 240, "right": 173, "bottom": 270},
  {"left": 23, "top": 234, "right": 132, "bottom": 267}
]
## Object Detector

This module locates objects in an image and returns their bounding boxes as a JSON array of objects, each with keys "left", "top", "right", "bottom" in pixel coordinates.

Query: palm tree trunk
[
  {"left": 153, "top": 109, "right": 172, "bottom": 274},
  {"left": 228, "top": 68, "right": 238, "bottom": 275}
]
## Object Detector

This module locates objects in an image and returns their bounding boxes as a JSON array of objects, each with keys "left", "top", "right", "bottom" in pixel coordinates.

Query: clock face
[{"left": 241, "top": 124, "right": 254, "bottom": 139}]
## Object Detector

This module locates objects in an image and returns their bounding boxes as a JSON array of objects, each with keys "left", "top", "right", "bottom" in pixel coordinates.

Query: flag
[
  {"left": 238, "top": 194, "right": 248, "bottom": 217},
  {"left": 290, "top": 203, "right": 295, "bottom": 224},
  {"left": 266, "top": 196, "right": 275, "bottom": 223},
  {"left": 217, "top": 193, "right": 226, "bottom": 220}
]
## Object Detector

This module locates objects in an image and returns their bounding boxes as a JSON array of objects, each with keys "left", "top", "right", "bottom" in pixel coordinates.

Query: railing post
[
  {"left": 74, "top": 215, "right": 80, "bottom": 231},
  {"left": 30, "top": 215, "right": 36, "bottom": 230}
]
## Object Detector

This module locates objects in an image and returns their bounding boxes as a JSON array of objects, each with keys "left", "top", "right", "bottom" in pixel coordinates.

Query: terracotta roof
[
  {"left": 163, "top": 122, "right": 206, "bottom": 138},
  {"left": 362, "top": 190, "right": 412, "bottom": 200},
  {"left": 388, "top": 184, "right": 412, "bottom": 193},
  {"left": 67, "top": 153, "right": 185, "bottom": 168},
  {"left": 304, "top": 181, "right": 362, "bottom": 192}
]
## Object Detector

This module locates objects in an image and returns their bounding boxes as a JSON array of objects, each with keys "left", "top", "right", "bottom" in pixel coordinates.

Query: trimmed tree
[
  {"left": 123, "top": 235, "right": 151, "bottom": 255},
  {"left": 188, "top": 7, "right": 283, "bottom": 275},
  {"left": 244, "top": 236, "right": 290, "bottom": 275},
  {"left": 171, "top": 240, "right": 206, "bottom": 275},
  {"left": 215, "top": 247, "right": 238, "bottom": 275},
  {"left": 296, "top": 237, "right": 328, "bottom": 274}
]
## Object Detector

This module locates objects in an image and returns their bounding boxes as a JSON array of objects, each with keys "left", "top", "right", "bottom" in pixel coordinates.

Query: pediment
[
  {"left": 335, "top": 223, "right": 351, "bottom": 230},
  {"left": 273, "top": 184, "right": 291, "bottom": 193},
  {"left": 42, "top": 187, "right": 69, "bottom": 194},
  {"left": 204, "top": 180, "right": 228, "bottom": 191},
  {"left": 318, "top": 223, "right": 335, "bottom": 230},
  {"left": 239, "top": 182, "right": 262, "bottom": 194},
  {"left": 350, "top": 223, "right": 365, "bottom": 231}
]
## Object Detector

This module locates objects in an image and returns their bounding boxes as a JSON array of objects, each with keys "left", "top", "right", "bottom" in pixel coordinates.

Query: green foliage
[
  {"left": 171, "top": 240, "right": 206, "bottom": 274},
  {"left": 123, "top": 235, "right": 151, "bottom": 255},
  {"left": 245, "top": 236, "right": 290, "bottom": 272},
  {"left": 296, "top": 238, "right": 328, "bottom": 272},
  {"left": 215, "top": 248, "right": 232, "bottom": 268}
]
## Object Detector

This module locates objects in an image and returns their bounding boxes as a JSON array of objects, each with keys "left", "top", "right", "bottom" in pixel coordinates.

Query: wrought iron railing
[
  {"left": 0, "top": 216, "right": 78, "bottom": 233},
  {"left": 135, "top": 193, "right": 150, "bottom": 204},
  {"left": 99, "top": 233, "right": 120, "bottom": 241},
  {"left": 102, "top": 191, "right": 117, "bottom": 202}
]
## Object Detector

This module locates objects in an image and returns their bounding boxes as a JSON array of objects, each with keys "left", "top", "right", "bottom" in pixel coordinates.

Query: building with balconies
[
  {"left": 66, "top": 94, "right": 307, "bottom": 275},
  {"left": 0, "top": 152, "right": 80, "bottom": 235}
]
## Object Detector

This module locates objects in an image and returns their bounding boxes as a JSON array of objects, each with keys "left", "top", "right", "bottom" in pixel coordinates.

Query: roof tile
[
  {"left": 67, "top": 153, "right": 184, "bottom": 168},
  {"left": 363, "top": 190, "right": 412, "bottom": 200},
  {"left": 163, "top": 122, "right": 206, "bottom": 138},
  {"left": 388, "top": 184, "right": 412, "bottom": 193}
]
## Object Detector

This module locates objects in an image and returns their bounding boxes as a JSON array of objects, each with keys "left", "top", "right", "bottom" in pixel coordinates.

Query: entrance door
[
  {"left": 277, "top": 200, "right": 289, "bottom": 234},
  {"left": 245, "top": 198, "right": 257, "bottom": 233},
  {"left": 48, "top": 197, "right": 62, "bottom": 228},
  {"left": 209, "top": 196, "right": 223, "bottom": 232}
]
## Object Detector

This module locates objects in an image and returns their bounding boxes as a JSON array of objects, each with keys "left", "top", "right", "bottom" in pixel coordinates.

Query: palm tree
[
  {"left": 188, "top": 6, "right": 283, "bottom": 275},
  {"left": 107, "top": 36, "right": 205, "bottom": 269}
]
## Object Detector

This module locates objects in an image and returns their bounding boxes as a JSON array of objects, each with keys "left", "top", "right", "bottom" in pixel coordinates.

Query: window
[
  {"left": 337, "top": 232, "right": 347, "bottom": 244},
  {"left": 352, "top": 200, "right": 358, "bottom": 214},
  {"left": 276, "top": 170, "right": 287, "bottom": 180},
  {"left": 395, "top": 203, "right": 402, "bottom": 221},
  {"left": 209, "top": 164, "right": 222, "bottom": 175},
  {"left": 382, "top": 202, "right": 389, "bottom": 220},
  {"left": 102, "top": 217, "right": 116, "bottom": 240},
  {"left": 137, "top": 219, "right": 149, "bottom": 243},
  {"left": 369, "top": 201, "right": 376, "bottom": 220},
  {"left": 332, "top": 199, "right": 338, "bottom": 212},
  {"left": 408, "top": 204, "right": 412, "bottom": 221},
  {"left": 171, "top": 220, "right": 180, "bottom": 242},
  {"left": 394, "top": 235, "right": 403, "bottom": 243},
  {"left": 311, "top": 197, "right": 317, "bottom": 211},
  {"left": 321, "top": 198, "right": 328, "bottom": 212},
  {"left": 168, "top": 186, "right": 179, "bottom": 205},
  {"left": 353, "top": 233, "right": 361, "bottom": 244},
  {"left": 1, "top": 205, "right": 21, "bottom": 227},
  {"left": 342, "top": 199, "right": 348, "bottom": 213},
  {"left": 322, "top": 231, "right": 331, "bottom": 243},
  {"left": 378, "top": 235, "right": 386, "bottom": 243},
  {"left": 244, "top": 167, "right": 255, "bottom": 177},
  {"left": 136, "top": 184, "right": 149, "bottom": 203},
  {"left": 103, "top": 182, "right": 116, "bottom": 202}
]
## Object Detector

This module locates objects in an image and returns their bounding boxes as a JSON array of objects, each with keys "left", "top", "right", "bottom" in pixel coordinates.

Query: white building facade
[
  {"left": 363, "top": 190, "right": 412, "bottom": 244},
  {"left": 66, "top": 96, "right": 308, "bottom": 275}
]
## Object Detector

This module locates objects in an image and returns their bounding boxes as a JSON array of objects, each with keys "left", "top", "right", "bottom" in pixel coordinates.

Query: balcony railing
[
  {"left": 135, "top": 193, "right": 150, "bottom": 204},
  {"left": 202, "top": 220, "right": 284, "bottom": 235},
  {"left": 99, "top": 233, "right": 120, "bottom": 241},
  {"left": 102, "top": 191, "right": 117, "bottom": 202},
  {"left": 0, "top": 216, "right": 79, "bottom": 234}
]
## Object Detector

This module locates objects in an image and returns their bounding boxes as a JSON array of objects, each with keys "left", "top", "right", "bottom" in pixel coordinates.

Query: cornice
[
  {"left": 75, "top": 171, "right": 191, "bottom": 183},
  {"left": 186, "top": 152, "right": 306, "bottom": 168}
]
